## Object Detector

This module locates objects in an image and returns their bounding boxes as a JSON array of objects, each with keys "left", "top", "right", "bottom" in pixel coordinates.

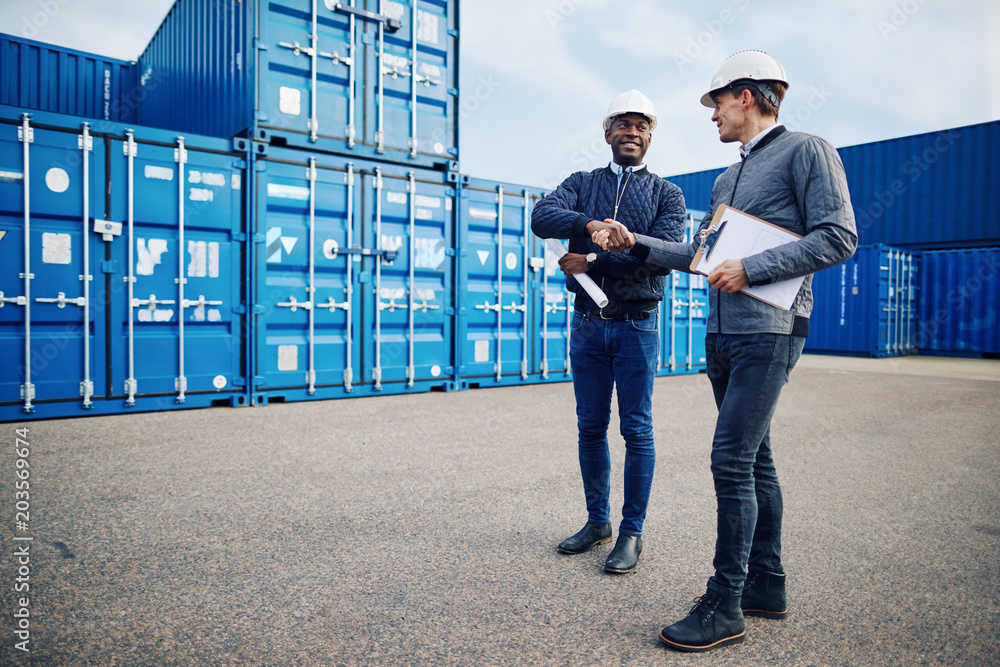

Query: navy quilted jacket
[{"left": 531, "top": 166, "right": 687, "bottom": 313}]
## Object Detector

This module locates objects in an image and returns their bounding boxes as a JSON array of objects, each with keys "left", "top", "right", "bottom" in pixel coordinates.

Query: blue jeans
[
  {"left": 569, "top": 310, "right": 659, "bottom": 536},
  {"left": 704, "top": 333, "right": 806, "bottom": 596}
]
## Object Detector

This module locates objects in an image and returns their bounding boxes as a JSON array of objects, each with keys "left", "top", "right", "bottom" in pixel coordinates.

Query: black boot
[
  {"left": 660, "top": 590, "right": 746, "bottom": 652},
  {"left": 604, "top": 534, "right": 642, "bottom": 573},
  {"left": 741, "top": 570, "right": 787, "bottom": 619},
  {"left": 556, "top": 522, "right": 612, "bottom": 554}
]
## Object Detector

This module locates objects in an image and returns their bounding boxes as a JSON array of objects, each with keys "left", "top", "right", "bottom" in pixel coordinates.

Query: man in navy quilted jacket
[{"left": 530, "top": 90, "right": 687, "bottom": 574}]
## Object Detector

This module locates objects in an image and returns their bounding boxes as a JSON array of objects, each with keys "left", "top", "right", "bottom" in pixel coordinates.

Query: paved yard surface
[{"left": 1, "top": 355, "right": 998, "bottom": 666}]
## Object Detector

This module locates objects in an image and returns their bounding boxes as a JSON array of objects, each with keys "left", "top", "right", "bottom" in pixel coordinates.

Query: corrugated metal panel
[
  {"left": 666, "top": 120, "right": 1000, "bottom": 249},
  {"left": 658, "top": 211, "right": 708, "bottom": 375},
  {"left": 805, "top": 244, "right": 918, "bottom": 358},
  {"left": 250, "top": 146, "right": 460, "bottom": 403},
  {"left": 841, "top": 121, "right": 1000, "bottom": 249},
  {"left": 135, "top": 0, "right": 459, "bottom": 169},
  {"left": 0, "top": 106, "right": 249, "bottom": 422},
  {"left": 0, "top": 33, "right": 138, "bottom": 123},
  {"left": 918, "top": 248, "right": 1000, "bottom": 356}
]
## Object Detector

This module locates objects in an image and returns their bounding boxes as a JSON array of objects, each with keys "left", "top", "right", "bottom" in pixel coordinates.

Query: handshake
[{"left": 588, "top": 219, "right": 636, "bottom": 253}]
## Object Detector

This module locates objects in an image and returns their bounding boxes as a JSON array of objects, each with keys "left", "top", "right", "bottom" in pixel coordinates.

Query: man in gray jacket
[{"left": 595, "top": 51, "right": 857, "bottom": 651}]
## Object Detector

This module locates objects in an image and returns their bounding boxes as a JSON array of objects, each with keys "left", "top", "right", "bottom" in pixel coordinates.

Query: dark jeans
[
  {"left": 704, "top": 332, "right": 806, "bottom": 596},
  {"left": 569, "top": 310, "right": 659, "bottom": 536}
]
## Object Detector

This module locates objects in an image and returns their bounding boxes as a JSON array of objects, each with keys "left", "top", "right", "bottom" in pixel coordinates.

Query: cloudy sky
[{"left": 2, "top": 0, "right": 997, "bottom": 190}]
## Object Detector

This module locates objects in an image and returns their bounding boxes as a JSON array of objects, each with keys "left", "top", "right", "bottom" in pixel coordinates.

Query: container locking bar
[{"left": 333, "top": 3, "right": 402, "bottom": 32}]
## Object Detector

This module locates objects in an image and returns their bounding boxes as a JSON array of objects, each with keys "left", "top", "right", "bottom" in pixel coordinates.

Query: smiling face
[
  {"left": 710, "top": 88, "right": 750, "bottom": 144},
  {"left": 604, "top": 113, "right": 652, "bottom": 167}
]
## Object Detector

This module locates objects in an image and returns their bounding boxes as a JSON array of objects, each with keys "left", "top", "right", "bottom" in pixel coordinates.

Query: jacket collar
[
  {"left": 603, "top": 164, "right": 649, "bottom": 177},
  {"left": 745, "top": 125, "right": 787, "bottom": 156}
]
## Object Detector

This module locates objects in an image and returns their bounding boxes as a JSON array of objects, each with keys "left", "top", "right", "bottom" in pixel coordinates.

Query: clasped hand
[{"left": 589, "top": 219, "right": 635, "bottom": 252}]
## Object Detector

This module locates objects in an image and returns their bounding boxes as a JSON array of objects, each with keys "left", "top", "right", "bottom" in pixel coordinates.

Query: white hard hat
[
  {"left": 700, "top": 50, "right": 789, "bottom": 108},
  {"left": 603, "top": 89, "right": 657, "bottom": 132}
]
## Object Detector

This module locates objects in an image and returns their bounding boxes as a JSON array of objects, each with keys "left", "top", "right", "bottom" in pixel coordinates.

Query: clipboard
[{"left": 691, "top": 205, "right": 805, "bottom": 311}]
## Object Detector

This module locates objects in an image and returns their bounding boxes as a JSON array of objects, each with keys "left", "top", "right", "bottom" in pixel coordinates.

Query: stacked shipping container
[{"left": 0, "top": 0, "right": 708, "bottom": 421}]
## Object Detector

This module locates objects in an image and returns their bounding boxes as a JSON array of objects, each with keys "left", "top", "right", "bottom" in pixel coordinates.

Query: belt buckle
[{"left": 599, "top": 309, "right": 614, "bottom": 320}]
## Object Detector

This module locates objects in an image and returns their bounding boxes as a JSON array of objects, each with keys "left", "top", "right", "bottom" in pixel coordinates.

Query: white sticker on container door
[
  {"left": 384, "top": 1, "right": 405, "bottom": 20},
  {"left": 417, "top": 10, "right": 439, "bottom": 44},
  {"left": 475, "top": 339, "right": 490, "bottom": 363},
  {"left": 187, "top": 240, "right": 220, "bottom": 278},
  {"left": 386, "top": 191, "right": 408, "bottom": 205},
  {"left": 138, "top": 307, "right": 174, "bottom": 322},
  {"left": 41, "top": 232, "right": 72, "bottom": 264},
  {"left": 414, "top": 237, "right": 445, "bottom": 270},
  {"left": 469, "top": 208, "right": 497, "bottom": 221},
  {"left": 189, "top": 171, "right": 226, "bottom": 187},
  {"left": 267, "top": 183, "right": 310, "bottom": 200},
  {"left": 417, "top": 63, "right": 442, "bottom": 84},
  {"left": 0, "top": 171, "right": 23, "bottom": 183},
  {"left": 190, "top": 188, "right": 214, "bottom": 202},
  {"left": 277, "top": 345, "right": 299, "bottom": 371},
  {"left": 45, "top": 168, "right": 70, "bottom": 193},
  {"left": 145, "top": 165, "right": 174, "bottom": 181},
  {"left": 477, "top": 250, "right": 490, "bottom": 265},
  {"left": 279, "top": 87, "right": 302, "bottom": 116},
  {"left": 415, "top": 196, "right": 441, "bottom": 208},
  {"left": 505, "top": 252, "right": 518, "bottom": 271},
  {"left": 137, "top": 238, "right": 169, "bottom": 275},
  {"left": 266, "top": 227, "right": 297, "bottom": 263}
]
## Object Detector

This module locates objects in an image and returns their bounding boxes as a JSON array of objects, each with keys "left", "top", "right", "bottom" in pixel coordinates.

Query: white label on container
[
  {"left": 279, "top": 86, "right": 302, "bottom": 116},
  {"left": 231, "top": 174, "right": 241, "bottom": 190},
  {"left": 145, "top": 165, "right": 174, "bottom": 181},
  {"left": 209, "top": 309, "right": 221, "bottom": 322},
  {"left": 475, "top": 339, "right": 490, "bottom": 363},
  {"left": 45, "top": 168, "right": 70, "bottom": 193},
  {"left": 213, "top": 375, "right": 227, "bottom": 389},
  {"left": 430, "top": 364, "right": 441, "bottom": 377},
  {"left": 384, "top": 1, "right": 405, "bottom": 20},
  {"left": 469, "top": 208, "right": 497, "bottom": 221},
  {"left": 0, "top": 170, "right": 23, "bottom": 182},
  {"left": 267, "top": 183, "right": 310, "bottom": 200},
  {"left": 138, "top": 308, "right": 174, "bottom": 322},
  {"left": 415, "top": 195, "right": 440, "bottom": 208},
  {"left": 416, "top": 208, "right": 434, "bottom": 220},
  {"left": 445, "top": 198, "right": 452, "bottom": 211},
  {"left": 187, "top": 240, "right": 220, "bottom": 278},
  {"left": 477, "top": 250, "right": 490, "bottom": 265},
  {"left": 417, "top": 9, "right": 439, "bottom": 44},
  {"left": 382, "top": 52, "right": 410, "bottom": 72},
  {"left": 386, "top": 191, "right": 408, "bottom": 205},
  {"left": 190, "top": 171, "right": 226, "bottom": 187},
  {"left": 419, "top": 63, "right": 443, "bottom": 80},
  {"left": 414, "top": 238, "right": 445, "bottom": 270},
  {"left": 190, "top": 188, "right": 214, "bottom": 202},
  {"left": 278, "top": 345, "right": 298, "bottom": 371},
  {"left": 505, "top": 252, "right": 518, "bottom": 271},
  {"left": 416, "top": 288, "right": 436, "bottom": 301},
  {"left": 42, "top": 232, "right": 72, "bottom": 264},
  {"left": 433, "top": 142, "right": 445, "bottom": 155},
  {"left": 137, "top": 238, "right": 169, "bottom": 275}
]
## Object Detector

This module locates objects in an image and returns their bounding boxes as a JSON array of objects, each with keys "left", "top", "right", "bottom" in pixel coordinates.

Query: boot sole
[
  {"left": 659, "top": 629, "right": 746, "bottom": 653},
  {"left": 742, "top": 607, "right": 787, "bottom": 620},
  {"left": 556, "top": 535, "right": 612, "bottom": 554}
]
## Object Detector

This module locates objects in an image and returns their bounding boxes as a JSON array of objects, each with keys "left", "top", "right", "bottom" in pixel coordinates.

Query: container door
[
  {"left": 252, "top": 154, "right": 359, "bottom": 398},
  {"left": 365, "top": 0, "right": 456, "bottom": 164},
  {"left": 260, "top": 0, "right": 357, "bottom": 146},
  {"left": 106, "top": 133, "right": 245, "bottom": 407},
  {"left": 459, "top": 182, "right": 532, "bottom": 385},
  {"left": 532, "top": 230, "right": 573, "bottom": 380},
  {"left": 361, "top": 167, "right": 454, "bottom": 391},
  {"left": 0, "top": 117, "right": 105, "bottom": 417}
]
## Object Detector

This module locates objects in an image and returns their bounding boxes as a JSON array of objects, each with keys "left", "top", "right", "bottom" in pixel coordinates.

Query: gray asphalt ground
[{"left": 1, "top": 354, "right": 998, "bottom": 666}]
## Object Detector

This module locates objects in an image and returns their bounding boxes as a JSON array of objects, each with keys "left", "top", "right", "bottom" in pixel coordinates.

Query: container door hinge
[
  {"left": 448, "top": 29, "right": 459, "bottom": 38},
  {"left": 253, "top": 233, "right": 265, "bottom": 243},
  {"left": 232, "top": 304, "right": 247, "bottom": 314},
  {"left": 447, "top": 88, "right": 459, "bottom": 97},
  {"left": 232, "top": 377, "right": 247, "bottom": 387},
  {"left": 252, "top": 304, "right": 266, "bottom": 315},
  {"left": 231, "top": 158, "right": 248, "bottom": 170},
  {"left": 254, "top": 39, "right": 268, "bottom": 50},
  {"left": 232, "top": 231, "right": 247, "bottom": 242},
  {"left": 101, "top": 260, "right": 117, "bottom": 274}
]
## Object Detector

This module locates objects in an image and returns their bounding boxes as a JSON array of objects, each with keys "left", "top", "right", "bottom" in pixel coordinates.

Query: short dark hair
[{"left": 731, "top": 80, "right": 787, "bottom": 118}]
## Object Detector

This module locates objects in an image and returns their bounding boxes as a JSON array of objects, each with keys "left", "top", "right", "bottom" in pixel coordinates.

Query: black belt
[{"left": 575, "top": 306, "right": 655, "bottom": 321}]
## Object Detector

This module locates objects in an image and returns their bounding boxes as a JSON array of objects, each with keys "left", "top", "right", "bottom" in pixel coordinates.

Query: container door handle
[{"left": 333, "top": 3, "right": 402, "bottom": 32}]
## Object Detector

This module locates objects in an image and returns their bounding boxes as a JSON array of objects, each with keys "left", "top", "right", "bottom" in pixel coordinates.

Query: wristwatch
[{"left": 586, "top": 252, "right": 597, "bottom": 270}]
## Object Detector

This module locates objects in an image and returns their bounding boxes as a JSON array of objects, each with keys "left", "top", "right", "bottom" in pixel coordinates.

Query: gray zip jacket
[{"left": 630, "top": 126, "right": 858, "bottom": 335}]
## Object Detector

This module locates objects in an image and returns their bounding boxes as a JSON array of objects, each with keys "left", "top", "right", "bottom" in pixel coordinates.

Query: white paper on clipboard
[{"left": 692, "top": 205, "right": 805, "bottom": 311}]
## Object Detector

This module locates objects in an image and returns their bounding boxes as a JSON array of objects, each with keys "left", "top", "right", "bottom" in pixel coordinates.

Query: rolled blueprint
[{"left": 544, "top": 238, "right": 610, "bottom": 309}]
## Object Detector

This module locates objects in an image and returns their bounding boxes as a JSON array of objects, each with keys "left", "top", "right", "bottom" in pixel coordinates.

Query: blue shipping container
[
  {"left": 658, "top": 211, "right": 708, "bottom": 375},
  {"left": 918, "top": 248, "right": 1000, "bottom": 357},
  {"left": 0, "top": 106, "right": 249, "bottom": 422},
  {"left": 666, "top": 120, "right": 1000, "bottom": 250},
  {"left": 0, "top": 33, "right": 138, "bottom": 123},
  {"left": 250, "top": 146, "right": 460, "bottom": 404},
  {"left": 805, "top": 244, "right": 918, "bottom": 358},
  {"left": 136, "top": 0, "right": 459, "bottom": 170}
]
